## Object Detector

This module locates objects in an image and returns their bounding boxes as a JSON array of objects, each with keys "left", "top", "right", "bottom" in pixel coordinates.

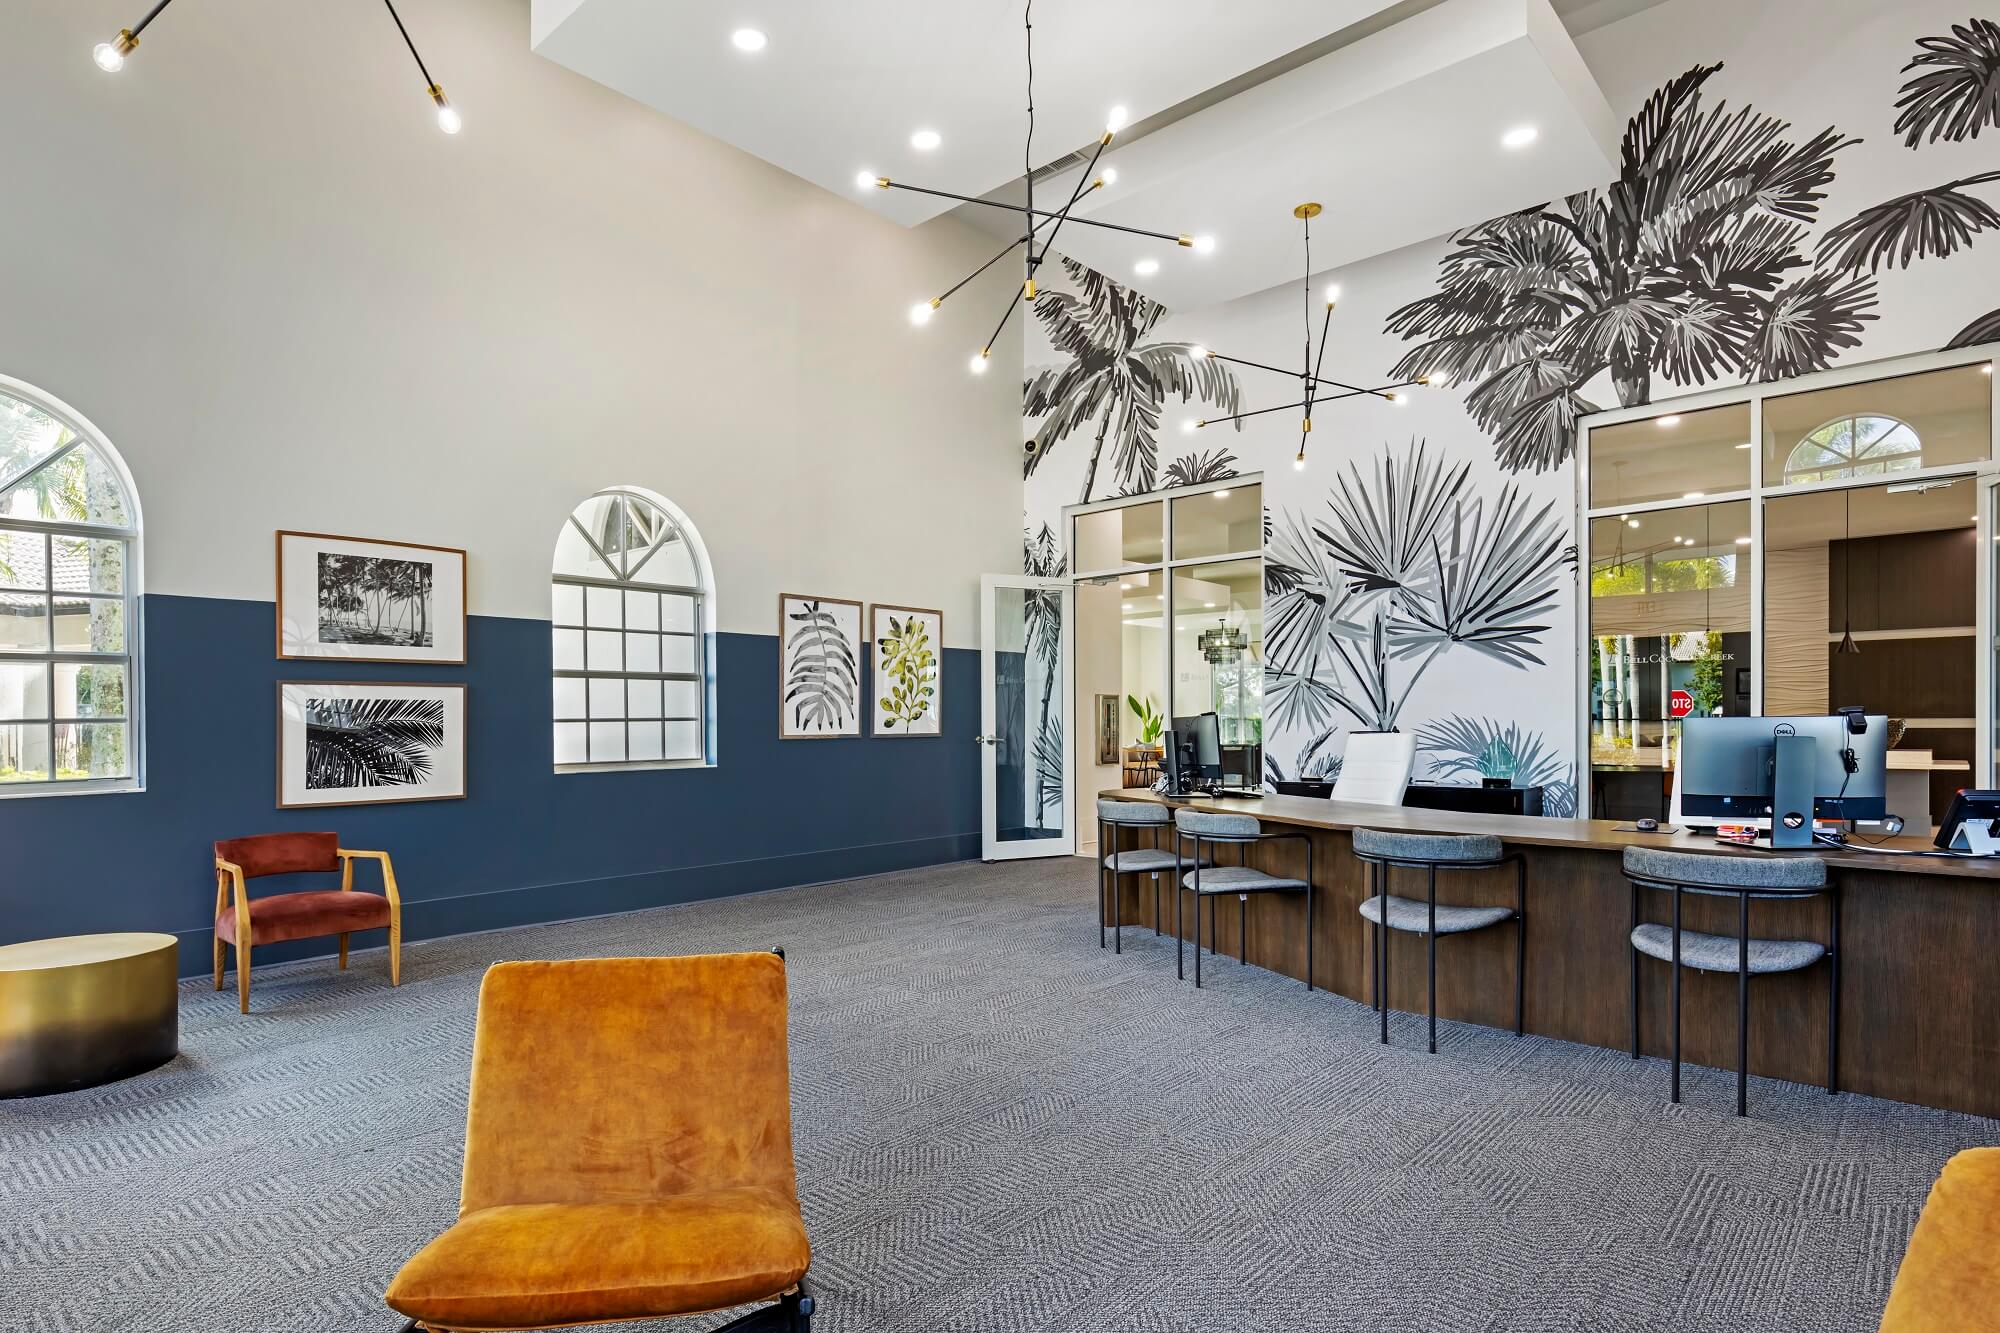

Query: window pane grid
[
  {"left": 552, "top": 561, "right": 705, "bottom": 765},
  {"left": 0, "top": 517, "right": 134, "bottom": 787}
]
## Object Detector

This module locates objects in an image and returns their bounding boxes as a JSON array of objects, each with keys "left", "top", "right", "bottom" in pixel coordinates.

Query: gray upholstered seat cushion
[
  {"left": 1174, "top": 809, "right": 1261, "bottom": 839},
  {"left": 1181, "top": 865, "right": 1307, "bottom": 894},
  {"left": 1103, "top": 848, "right": 1205, "bottom": 873},
  {"left": 1623, "top": 846, "right": 1826, "bottom": 891},
  {"left": 1353, "top": 829, "right": 1504, "bottom": 864},
  {"left": 1097, "top": 798, "right": 1170, "bottom": 826},
  {"left": 1358, "top": 894, "right": 1515, "bottom": 935},
  {"left": 1629, "top": 922, "right": 1827, "bottom": 975}
]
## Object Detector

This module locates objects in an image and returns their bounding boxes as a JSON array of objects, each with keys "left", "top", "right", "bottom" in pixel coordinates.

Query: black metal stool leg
[
  {"left": 1737, "top": 890, "right": 1749, "bottom": 1118},
  {"left": 1671, "top": 886, "right": 1683, "bottom": 1105},
  {"left": 1427, "top": 863, "right": 1438, "bottom": 1055}
]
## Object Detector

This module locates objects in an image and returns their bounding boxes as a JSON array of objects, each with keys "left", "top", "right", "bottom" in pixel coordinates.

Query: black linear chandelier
[
  {"left": 867, "top": 1, "right": 1211, "bottom": 375},
  {"left": 93, "top": 0, "right": 462, "bottom": 135},
  {"left": 1191, "top": 203, "right": 1433, "bottom": 470}
]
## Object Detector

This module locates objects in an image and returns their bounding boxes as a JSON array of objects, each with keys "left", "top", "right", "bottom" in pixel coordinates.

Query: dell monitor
[
  {"left": 1164, "top": 712, "right": 1223, "bottom": 793},
  {"left": 1679, "top": 714, "right": 1888, "bottom": 845}
]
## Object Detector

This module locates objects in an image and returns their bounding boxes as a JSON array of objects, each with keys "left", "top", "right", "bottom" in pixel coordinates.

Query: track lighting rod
[{"left": 875, "top": 179, "right": 1192, "bottom": 247}]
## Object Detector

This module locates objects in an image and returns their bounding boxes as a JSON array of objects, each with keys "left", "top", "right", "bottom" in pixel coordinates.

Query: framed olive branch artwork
[
  {"left": 779, "top": 594, "right": 863, "bottom": 739},
  {"left": 871, "top": 604, "right": 943, "bottom": 737}
]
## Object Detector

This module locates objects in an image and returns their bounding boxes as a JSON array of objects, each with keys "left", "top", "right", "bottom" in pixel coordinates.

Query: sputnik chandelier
[
  {"left": 867, "top": 1, "right": 1212, "bottom": 375},
  {"left": 1191, "top": 203, "right": 1433, "bottom": 470},
  {"left": 93, "top": 0, "right": 463, "bottom": 135}
]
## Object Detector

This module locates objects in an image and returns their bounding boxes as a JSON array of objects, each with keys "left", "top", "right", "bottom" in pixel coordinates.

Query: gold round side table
[{"left": 0, "top": 933, "right": 179, "bottom": 1098}]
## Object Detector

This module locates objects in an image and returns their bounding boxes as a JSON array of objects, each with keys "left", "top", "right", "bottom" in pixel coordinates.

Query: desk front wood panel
[{"left": 1099, "top": 810, "right": 2000, "bottom": 1117}]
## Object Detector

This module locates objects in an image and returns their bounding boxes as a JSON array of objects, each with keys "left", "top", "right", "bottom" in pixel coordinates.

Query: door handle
[{"left": 974, "top": 735, "right": 1000, "bottom": 745}]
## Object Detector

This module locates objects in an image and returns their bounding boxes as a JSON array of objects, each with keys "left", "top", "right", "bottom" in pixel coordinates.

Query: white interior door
[{"left": 979, "top": 574, "right": 1075, "bottom": 861}]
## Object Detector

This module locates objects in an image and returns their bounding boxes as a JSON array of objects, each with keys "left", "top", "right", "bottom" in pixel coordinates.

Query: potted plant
[{"left": 1124, "top": 694, "right": 1165, "bottom": 762}]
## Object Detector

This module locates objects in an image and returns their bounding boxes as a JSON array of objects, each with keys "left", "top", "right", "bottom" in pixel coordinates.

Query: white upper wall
[{"left": 0, "top": 0, "right": 1021, "bottom": 644}]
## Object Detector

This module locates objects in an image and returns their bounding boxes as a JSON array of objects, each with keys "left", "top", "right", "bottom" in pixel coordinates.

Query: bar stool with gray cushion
[
  {"left": 1173, "top": 809, "right": 1314, "bottom": 990},
  {"left": 1622, "top": 846, "right": 1836, "bottom": 1117},
  {"left": 1353, "top": 829, "right": 1524, "bottom": 1054},
  {"left": 1096, "top": 799, "right": 1206, "bottom": 954}
]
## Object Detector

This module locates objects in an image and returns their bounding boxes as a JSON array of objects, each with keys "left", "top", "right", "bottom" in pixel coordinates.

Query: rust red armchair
[{"left": 212, "top": 832, "right": 402, "bottom": 1013}]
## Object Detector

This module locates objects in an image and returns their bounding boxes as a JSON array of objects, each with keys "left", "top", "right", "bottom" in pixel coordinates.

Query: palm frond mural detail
[
  {"left": 1821, "top": 19, "right": 2000, "bottom": 349},
  {"left": 1263, "top": 439, "right": 1566, "bottom": 777},
  {"left": 1023, "top": 522, "right": 1066, "bottom": 578},
  {"left": 783, "top": 600, "right": 859, "bottom": 735},
  {"left": 1026, "top": 256, "right": 1241, "bottom": 502},
  {"left": 1160, "top": 447, "right": 1242, "bottom": 489},
  {"left": 1387, "top": 62, "right": 1870, "bottom": 473},
  {"left": 305, "top": 697, "right": 444, "bottom": 790},
  {"left": 1416, "top": 716, "right": 1579, "bottom": 818}
]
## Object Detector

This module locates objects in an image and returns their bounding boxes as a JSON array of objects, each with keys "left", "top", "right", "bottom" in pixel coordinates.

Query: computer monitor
[
  {"left": 1164, "top": 712, "right": 1223, "bottom": 793},
  {"left": 1679, "top": 714, "right": 1888, "bottom": 828}
]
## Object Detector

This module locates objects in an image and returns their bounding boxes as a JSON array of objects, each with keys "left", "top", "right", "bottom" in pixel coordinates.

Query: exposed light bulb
[
  {"left": 1133, "top": 258, "right": 1159, "bottom": 277},
  {"left": 909, "top": 300, "right": 936, "bottom": 327},
  {"left": 910, "top": 128, "right": 941, "bottom": 151},
  {"left": 1323, "top": 283, "right": 1341, "bottom": 306},
  {"left": 429, "top": 86, "right": 461, "bottom": 135},
  {"left": 1192, "top": 235, "right": 1216, "bottom": 254},
  {"left": 1101, "top": 166, "right": 1118, "bottom": 185},
  {"left": 969, "top": 350, "right": 990, "bottom": 375},
  {"left": 1180, "top": 419, "right": 1197, "bottom": 434},
  {"left": 93, "top": 40, "right": 127, "bottom": 72},
  {"left": 855, "top": 169, "right": 878, "bottom": 191},
  {"left": 1106, "top": 104, "right": 1129, "bottom": 133},
  {"left": 1390, "top": 392, "right": 1409, "bottom": 405},
  {"left": 1294, "top": 451, "right": 1306, "bottom": 470},
  {"left": 1502, "top": 125, "right": 1539, "bottom": 149},
  {"left": 1190, "top": 345, "right": 1209, "bottom": 360}
]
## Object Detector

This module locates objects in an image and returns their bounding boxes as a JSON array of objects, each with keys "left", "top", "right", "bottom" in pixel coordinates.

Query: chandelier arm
[
  {"left": 938, "top": 228, "right": 1043, "bottom": 307},
  {"left": 1204, "top": 348, "right": 1357, "bottom": 393},
  {"left": 876, "top": 180, "right": 1189, "bottom": 245},
  {"left": 1205, "top": 379, "right": 1421, "bottom": 428},
  {"left": 127, "top": 0, "right": 177, "bottom": 37},
  {"left": 381, "top": 0, "right": 439, "bottom": 90},
  {"left": 980, "top": 288, "right": 1026, "bottom": 359},
  {"left": 1303, "top": 302, "right": 1336, "bottom": 423},
  {"left": 1029, "top": 138, "right": 1111, "bottom": 274}
]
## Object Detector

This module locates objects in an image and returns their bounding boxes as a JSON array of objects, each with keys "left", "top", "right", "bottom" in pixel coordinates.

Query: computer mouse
[{"left": 1635, "top": 817, "right": 1661, "bottom": 833}]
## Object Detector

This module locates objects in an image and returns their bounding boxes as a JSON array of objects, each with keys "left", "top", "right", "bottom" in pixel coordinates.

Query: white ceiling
[{"left": 533, "top": 0, "right": 1626, "bottom": 309}]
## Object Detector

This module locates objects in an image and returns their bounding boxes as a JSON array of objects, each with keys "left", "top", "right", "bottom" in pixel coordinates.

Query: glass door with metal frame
[{"left": 979, "top": 573, "right": 1074, "bottom": 861}]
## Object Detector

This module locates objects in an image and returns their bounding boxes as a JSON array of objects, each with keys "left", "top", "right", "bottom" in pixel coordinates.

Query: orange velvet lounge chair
[
  {"left": 213, "top": 832, "right": 402, "bottom": 1013},
  {"left": 385, "top": 951, "right": 816, "bottom": 1333},
  {"left": 1879, "top": 1147, "right": 2000, "bottom": 1332}
]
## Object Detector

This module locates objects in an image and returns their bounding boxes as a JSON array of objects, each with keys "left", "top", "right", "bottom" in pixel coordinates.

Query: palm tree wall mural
[{"left": 1025, "top": 256, "right": 1242, "bottom": 503}]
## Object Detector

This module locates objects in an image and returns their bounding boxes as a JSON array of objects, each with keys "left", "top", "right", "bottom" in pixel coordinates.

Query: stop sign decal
[{"left": 1669, "top": 689, "right": 1695, "bottom": 719}]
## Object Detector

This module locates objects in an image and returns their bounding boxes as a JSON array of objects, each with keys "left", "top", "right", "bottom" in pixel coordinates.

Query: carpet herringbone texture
[{"left": 3, "top": 857, "right": 1994, "bottom": 1332}]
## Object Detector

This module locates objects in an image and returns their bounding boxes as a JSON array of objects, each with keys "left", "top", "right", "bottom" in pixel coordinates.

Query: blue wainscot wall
[{"left": 0, "top": 595, "right": 981, "bottom": 977}]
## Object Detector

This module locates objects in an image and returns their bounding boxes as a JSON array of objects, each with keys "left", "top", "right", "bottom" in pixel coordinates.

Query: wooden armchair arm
[
  {"left": 337, "top": 848, "right": 401, "bottom": 908},
  {"left": 213, "top": 858, "right": 250, "bottom": 927}
]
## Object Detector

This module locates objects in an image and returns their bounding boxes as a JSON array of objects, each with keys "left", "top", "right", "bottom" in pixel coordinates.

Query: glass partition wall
[
  {"left": 1580, "top": 349, "right": 1997, "bottom": 822},
  {"left": 1066, "top": 479, "right": 1264, "bottom": 845}
]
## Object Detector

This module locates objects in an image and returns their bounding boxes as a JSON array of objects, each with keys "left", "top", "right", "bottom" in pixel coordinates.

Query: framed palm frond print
[
  {"left": 871, "top": 604, "right": 942, "bottom": 737},
  {"left": 278, "top": 681, "right": 467, "bottom": 808},
  {"left": 778, "top": 594, "right": 862, "bottom": 739},
  {"left": 277, "top": 531, "right": 467, "bottom": 664}
]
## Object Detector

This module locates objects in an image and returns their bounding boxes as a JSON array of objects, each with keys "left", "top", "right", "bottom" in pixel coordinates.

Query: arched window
[
  {"left": 551, "top": 487, "right": 714, "bottom": 770},
  {"left": 0, "top": 376, "right": 141, "bottom": 793},
  {"left": 1783, "top": 414, "right": 1922, "bottom": 485}
]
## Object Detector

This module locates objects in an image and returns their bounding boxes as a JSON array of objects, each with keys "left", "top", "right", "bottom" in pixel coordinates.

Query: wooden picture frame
[
  {"left": 870, "top": 603, "right": 943, "bottom": 737},
  {"left": 277, "top": 681, "right": 467, "bottom": 808},
  {"left": 778, "top": 593, "right": 864, "bottom": 739},
  {"left": 276, "top": 530, "right": 468, "bottom": 664}
]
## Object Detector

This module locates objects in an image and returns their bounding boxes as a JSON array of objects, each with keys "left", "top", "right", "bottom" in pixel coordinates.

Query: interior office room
[{"left": 2, "top": 1, "right": 1997, "bottom": 1331}]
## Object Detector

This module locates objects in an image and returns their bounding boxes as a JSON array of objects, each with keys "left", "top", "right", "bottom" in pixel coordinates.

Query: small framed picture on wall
[
  {"left": 278, "top": 681, "right": 467, "bottom": 808},
  {"left": 277, "top": 531, "right": 467, "bottom": 664},
  {"left": 871, "top": 604, "right": 943, "bottom": 737},
  {"left": 779, "top": 594, "right": 863, "bottom": 739}
]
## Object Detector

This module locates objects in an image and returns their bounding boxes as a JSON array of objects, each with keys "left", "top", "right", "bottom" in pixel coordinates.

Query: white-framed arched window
[
  {"left": 551, "top": 486, "right": 715, "bottom": 770},
  {"left": 1783, "top": 413, "right": 1923, "bottom": 484},
  {"left": 0, "top": 375, "right": 142, "bottom": 795}
]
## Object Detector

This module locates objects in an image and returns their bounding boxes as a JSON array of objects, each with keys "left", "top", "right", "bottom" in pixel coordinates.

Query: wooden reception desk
[{"left": 1099, "top": 790, "right": 2000, "bottom": 1117}]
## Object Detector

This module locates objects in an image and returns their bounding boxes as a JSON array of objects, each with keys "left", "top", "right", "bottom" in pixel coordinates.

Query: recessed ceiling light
[
  {"left": 731, "top": 28, "right": 767, "bottom": 52},
  {"left": 1627, "top": 519, "right": 1641, "bottom": 528},
  {"left": 910, "top": 128, "right": 941, "bottom": 151},
  {"left": 1658, "top": 415, "right": 1682, "bottom": 427},
  {"left": 1735, "top": 441, "right": 1752, "bottom": 449},
  {"left": 1133, "top": 258, "right": 1159, "bottom": 276},
  {"left": 1213, "top": 488, "right": 1232, "bottom": 499},
  {"left": 1502, "top": 125, "right": 1538, "bottom": 149},
  {"left": 1735, "top": 536, "right": 1752, "bottom": 545},
  {"left": 1204, "top": 602, "right": 1217, "bottom": 608},
  {"left": 1985, "top": 364, "right": 1995, "bottom": 375},
  {"left": 1684, "top": 491, "right": 1705, "bottom": 500}
]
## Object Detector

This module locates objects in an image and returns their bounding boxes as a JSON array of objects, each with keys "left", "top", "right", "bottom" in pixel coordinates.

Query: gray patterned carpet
[{"left": 3, "top": 856, "right": 1994, "bottom": 1332}]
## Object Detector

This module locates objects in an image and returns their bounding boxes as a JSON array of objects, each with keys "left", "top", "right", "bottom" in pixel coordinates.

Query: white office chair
[{"left": 1332, "top": 731, "right": 1416, "bottom": 806}]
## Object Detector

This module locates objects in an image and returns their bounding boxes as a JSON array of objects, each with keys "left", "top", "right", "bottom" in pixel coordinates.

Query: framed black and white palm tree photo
[
  {"left": 870, "top": 604, "right": 942, "bottom": 737},
  {"left": 276, "top": 531, "right": 467, "bottom": 664},
  {"left": 778, "top": 593, "right": 862, "bottom": 739},
  {"left": 278, "top": 681, "right": 467, "bottom": 808}
]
